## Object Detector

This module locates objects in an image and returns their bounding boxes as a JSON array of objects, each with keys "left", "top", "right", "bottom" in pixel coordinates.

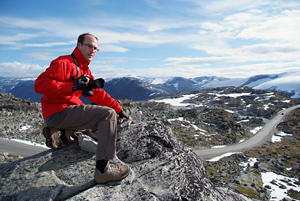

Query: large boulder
[{"left": 0, "top": 121, "right": 250, "bottom": 200}]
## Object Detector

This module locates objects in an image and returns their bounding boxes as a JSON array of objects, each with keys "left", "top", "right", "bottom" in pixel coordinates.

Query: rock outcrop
[{"left": 0, "top": 122, "right": 250, "bottom": 200}]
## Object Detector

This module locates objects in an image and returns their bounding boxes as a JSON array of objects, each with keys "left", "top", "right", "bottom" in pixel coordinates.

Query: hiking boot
[
  {"left": 94, "top": 162, "right": 130, "bottom": 184},
  {"left": 43, "top": 127, "right": 62, "bottom": 149}
]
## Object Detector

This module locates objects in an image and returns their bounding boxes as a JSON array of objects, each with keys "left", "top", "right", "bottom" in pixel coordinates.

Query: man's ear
[{"left": 77, "top": 43, "right": 82, "bottom": 50}]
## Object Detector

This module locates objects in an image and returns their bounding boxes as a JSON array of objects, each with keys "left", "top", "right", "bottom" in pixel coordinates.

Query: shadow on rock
[{"left": 0, "top": 143, "right": 97, "bottom": 200}]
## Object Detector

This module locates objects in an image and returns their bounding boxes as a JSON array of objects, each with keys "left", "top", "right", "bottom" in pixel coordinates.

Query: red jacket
[{"left": 34, "top": 48, "right": 122, "bottom": 120}]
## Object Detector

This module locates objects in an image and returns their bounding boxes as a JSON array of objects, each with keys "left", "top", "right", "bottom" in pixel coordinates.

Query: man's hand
[
  {"left": 73, "top": 75, "right": 90, "bottom": 91},
  {"left": 118, "top": 109, "right": 133, "bottom": 123}
]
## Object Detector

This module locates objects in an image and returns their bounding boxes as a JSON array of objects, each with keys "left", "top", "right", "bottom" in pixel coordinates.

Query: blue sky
[{"left": 0, "top": 0, "right": 299, "bottom": 79}]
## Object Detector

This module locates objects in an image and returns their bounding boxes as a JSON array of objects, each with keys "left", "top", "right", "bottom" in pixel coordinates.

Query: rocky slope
[
  {"left": 0, "top": 88, "right": 300, "bottom": 200},
  {"left": 0, "top": 93, "right": 44, "bottom": 144},
  {"left": 0, "top": 118, "right": 250, "bottom": 199}
]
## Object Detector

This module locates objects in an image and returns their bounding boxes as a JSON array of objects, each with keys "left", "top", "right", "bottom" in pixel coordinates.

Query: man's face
[{"left": 78, "top": 35, "right": 99, "bottom": 62}]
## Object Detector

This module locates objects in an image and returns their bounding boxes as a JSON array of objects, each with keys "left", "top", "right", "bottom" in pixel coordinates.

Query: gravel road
[{"left": 193, "top": 105, "right": 300, "bottom": 160}]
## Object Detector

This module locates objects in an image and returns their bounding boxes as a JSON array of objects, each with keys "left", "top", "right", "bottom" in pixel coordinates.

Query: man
[{"left": 34, "top": 33, "right": 132, "bottom": 184}]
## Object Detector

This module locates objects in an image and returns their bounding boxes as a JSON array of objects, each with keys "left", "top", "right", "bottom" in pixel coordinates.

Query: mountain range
[{"left": 0, "top": 70, "right": 299, "bottom": 102}]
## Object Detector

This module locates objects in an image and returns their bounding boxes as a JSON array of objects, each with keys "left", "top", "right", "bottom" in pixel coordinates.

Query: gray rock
[
  {"left": 0, "top": 121, "right": 250, "bottom": 200},
  {"left": 78, "top": 133, "right": 97, "bottom": 153}
]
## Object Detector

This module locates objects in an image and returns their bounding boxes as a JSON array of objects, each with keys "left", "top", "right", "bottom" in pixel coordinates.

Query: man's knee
[{"left": 104, "top": 107, "right": 117, "bottom": 121}]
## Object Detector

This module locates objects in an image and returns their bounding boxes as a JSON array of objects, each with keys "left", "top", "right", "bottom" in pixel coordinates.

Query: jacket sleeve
[
  {"left": 34, "top": 58, "right": 75, "bottom": 99},
  {"left": 88, "top": 88, "right": 123, "bottom": 114}
]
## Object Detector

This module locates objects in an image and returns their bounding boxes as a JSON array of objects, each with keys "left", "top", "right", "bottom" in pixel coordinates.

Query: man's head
[{"left": 77, "top": 33, "right": 99, "bottom": 62}]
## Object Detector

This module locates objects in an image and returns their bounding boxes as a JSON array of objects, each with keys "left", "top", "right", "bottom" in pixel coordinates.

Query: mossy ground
[{"left": 204, "top": 108, "right": 300, "bottom": 200}]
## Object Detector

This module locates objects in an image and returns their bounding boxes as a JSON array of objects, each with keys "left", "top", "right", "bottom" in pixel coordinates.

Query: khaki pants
[{"left": 54, "top": 105, "right": 117, "bottom": 160}]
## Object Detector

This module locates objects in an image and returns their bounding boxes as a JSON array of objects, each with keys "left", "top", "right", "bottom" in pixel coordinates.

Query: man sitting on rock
[{"left": 34, "top": 33, "right": 132, "bottom": 184}]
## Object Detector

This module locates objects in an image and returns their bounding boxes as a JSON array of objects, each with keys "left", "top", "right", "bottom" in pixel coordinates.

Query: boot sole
[{"left": 43, "top": 127, "right": 62, "bottom": 149}]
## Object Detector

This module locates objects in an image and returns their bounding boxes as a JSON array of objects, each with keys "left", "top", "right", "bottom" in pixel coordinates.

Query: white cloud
[
  {"left": 24, "top": 41, "right": 75, "bottom": 47},
  {"left": 164, "top": 46, "right": 300, "bottom": 66},
  {"left": 0, "top": 58, "right": 297, "bottom": 80},
  {"left": 186, "top": 0, "right": 271, "bottom": 17},
  {"left": 242, "top": 43, "right": 300, "bottom": 54},
  {"left": 99, "top": 44, "right": 129, "bottom": 52},
  {"left": 224, "top": 10, "right": 266, "bottom": 29},
  {"left": 1, "top": 5, "right": 298, "bottom": 51},
  {"left": 238, "top": 10, "right": 300, "bottom": 41},
  {"left": 0, "top": 33, "right": 39, "bottom": 46},
  {"left": 0, "top": 62, "right": 46, "bottom": 78},
  {"left": 0, "top": 16, "right": 87, "bottom": 43},
  {"left": 199, "top": 8, "right": 300, "bottom": 44},
  {"left": 203, "top": 0, "right": 265, "bottom": 12},
  {"left": 24, "top": 52, "right": 57, "bottom": 61},
  {"left": 92, "top": 60, "right": 127, "bottom": 65},
  {"left": 164, "top": 56, "right": 235, "bottom": 66},
  {"left": 201, "top": 22, "right": 225, "bottom": 32}
]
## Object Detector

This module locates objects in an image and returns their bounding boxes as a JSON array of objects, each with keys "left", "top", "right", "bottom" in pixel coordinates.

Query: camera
[{"left": 82, "top": 78, "right": 105, "bottom": 97}]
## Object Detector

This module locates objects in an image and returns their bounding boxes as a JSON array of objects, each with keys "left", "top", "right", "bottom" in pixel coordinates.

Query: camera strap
[{"left": 70, "top": 53, "right": 79, "bottom": 80}]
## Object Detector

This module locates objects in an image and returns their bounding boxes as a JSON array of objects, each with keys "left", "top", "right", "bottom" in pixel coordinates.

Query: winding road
[
  {"left": 193, "top": 104, "right": 300, "bottom": 160},
  {"left": 0, "top": 105, "right": 299, "bottom": 159}
]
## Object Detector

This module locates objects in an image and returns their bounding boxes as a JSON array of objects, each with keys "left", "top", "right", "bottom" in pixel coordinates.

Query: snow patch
[
  {"left": 239, "top": 158, "right": 258, "bottom": 171},
  {"left": 153, "top": 94, "right": 197, "bottom": 107},
  {"left": 207, "top": 152, "right": 241, "bottom": 162},
  {"left": 208, "top": 92, "right": 251, "bottom": 98},
  {"left": 261, "top": 172, "right": 300, "bottom": 201},
  {"left": 271, "top": 132, "right": 293, "bottom": 143},
  {"left": 250, "top": 126, "right": 263, "bottom": 135},
  {"left": 212, "top": 145, "right": 227, "bottom": 149},
  {"left": 19, "top": 125, "right": 33, "bottom": 131}
]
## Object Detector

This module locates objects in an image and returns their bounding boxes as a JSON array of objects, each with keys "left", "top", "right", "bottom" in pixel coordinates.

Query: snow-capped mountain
[
  {"left": 253, "top": 72, "right": 300, "bottom": 100},
  {"left": 1, "top": 70, "right": 299, "bottom": 102},
  {"left": 148, "top": 71, "right": 300, "bottom": 100}
]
